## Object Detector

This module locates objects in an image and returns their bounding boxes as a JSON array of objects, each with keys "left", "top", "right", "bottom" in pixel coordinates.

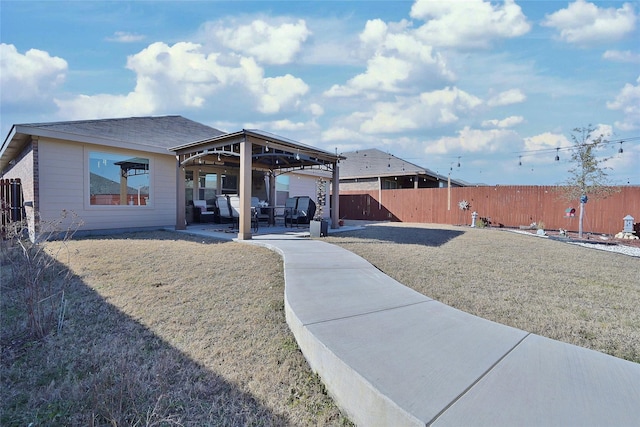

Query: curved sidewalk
[{"left": 247, "top": 236, "right": 640, "bottom": 426}]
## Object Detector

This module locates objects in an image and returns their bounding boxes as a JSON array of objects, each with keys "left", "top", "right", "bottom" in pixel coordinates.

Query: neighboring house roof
[
  {"left": 339, "top": 148, "right": 466, "bottom": 186},
  {"left": 1, "top": 115, "right": 224, "bottom": 172}
]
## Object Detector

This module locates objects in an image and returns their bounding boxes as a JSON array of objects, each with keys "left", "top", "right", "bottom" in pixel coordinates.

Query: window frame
[{"left": 86, "top": 149, "right": 153, "bottom": 208}]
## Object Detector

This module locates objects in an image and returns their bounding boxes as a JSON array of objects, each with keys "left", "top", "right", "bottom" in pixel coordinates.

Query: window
[
  {"left": 382, "top": 179, "right": 398, "bottom": 190},
  {"left": 221, "top": 174, "right": 238, "bottom": 194},
  {"left": 275, "top": 175, "right": 289, "bottom": 205},
  {"left": 89, "top": 151, "right": 150, "bottom": 206},
  {"left": 198, "top": 172, "right": 218, "bottom": 200}
]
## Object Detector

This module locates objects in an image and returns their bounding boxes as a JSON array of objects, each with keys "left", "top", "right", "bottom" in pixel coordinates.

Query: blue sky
[{"left": 1, "top": 0, "right": 639, "bottom": 185}]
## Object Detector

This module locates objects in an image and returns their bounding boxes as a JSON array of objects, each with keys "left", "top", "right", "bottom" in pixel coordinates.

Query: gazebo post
[{"left": 237, "top": 137, "right": 253, "bottom": 240}]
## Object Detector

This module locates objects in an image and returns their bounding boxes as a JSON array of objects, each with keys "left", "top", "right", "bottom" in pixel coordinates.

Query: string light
[
  {"left": 518, "top": 155, "right": 522, "bottom": 166},
  {"left": 618, "top": 142, "right": 624, "bottom": 154},
  {"left": 555, "top": 148, "right": 560, "bottom": 162}
]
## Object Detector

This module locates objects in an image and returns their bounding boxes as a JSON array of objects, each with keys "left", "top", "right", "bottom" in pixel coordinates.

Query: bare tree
[{"left": 558, "top": 126, "right": 619, "bottom": 238}]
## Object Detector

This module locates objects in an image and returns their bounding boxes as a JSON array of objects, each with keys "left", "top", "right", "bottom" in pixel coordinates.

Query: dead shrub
[{"left": 1, "top": 210, "right": 82, "bottom": 339}]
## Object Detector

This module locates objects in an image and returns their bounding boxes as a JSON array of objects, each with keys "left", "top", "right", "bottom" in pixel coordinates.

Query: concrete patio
[{"left": 178, "top": 223, "right": 640, "bottom": 426}]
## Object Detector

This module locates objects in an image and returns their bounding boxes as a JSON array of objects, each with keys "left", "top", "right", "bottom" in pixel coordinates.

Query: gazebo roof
[{"left": 171, "top": 129, "right": 343, "bottom": 172}]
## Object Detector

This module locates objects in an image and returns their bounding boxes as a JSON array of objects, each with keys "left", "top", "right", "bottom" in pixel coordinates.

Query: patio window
[
  {"left": 221, "top": 174, "right": 238, "bottom": 194},
  {"left": 198, "top": 172, "right": 218, "bottom": 200},
  {"left": 89, "top": 151, "right": 150, "bottom": 206},
  {"left": 275, "top": 175, "right": 289, "bottom": 205}
]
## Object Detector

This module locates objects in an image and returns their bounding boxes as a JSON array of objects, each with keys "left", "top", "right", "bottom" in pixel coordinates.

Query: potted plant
[{"left": 310, "top": 179, "right": 329, "bottom": 237}]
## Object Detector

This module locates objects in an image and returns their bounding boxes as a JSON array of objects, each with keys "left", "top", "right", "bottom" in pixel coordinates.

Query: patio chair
[
  {"left": 281, "top": 197, "right": 298, "bottom": 227},
  {"left": 288, "top": 196, "right": 316, "bottom": 227},
  {"left": 227, "top": 195, "right": 258, "bottom": 231},
  {"left": 217, "top": 195, "right": 234, "bottom": 224},
  {"left": 193, "top": 199, "right": 215, "bottom": 223},
  {"left": 251, "top": 197, "right": 270, "bottom": 225}
]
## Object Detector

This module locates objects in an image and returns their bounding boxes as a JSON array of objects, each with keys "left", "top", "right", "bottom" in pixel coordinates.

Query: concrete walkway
[{"left": 184, "top": 226, "right": 640, "bottom": 426}]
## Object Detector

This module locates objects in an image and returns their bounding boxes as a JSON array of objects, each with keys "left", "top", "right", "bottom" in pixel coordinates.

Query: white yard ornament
[{"left": 458, "top": 200, "right": 470, "bottom": 211}]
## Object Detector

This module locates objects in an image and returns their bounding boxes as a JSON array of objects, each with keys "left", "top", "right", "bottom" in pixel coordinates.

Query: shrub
[{"left": 1, "top": 210, "right": 82, "bottom": 339}]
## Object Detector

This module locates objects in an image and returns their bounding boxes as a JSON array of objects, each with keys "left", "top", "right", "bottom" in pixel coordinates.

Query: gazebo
[{"left": 171, "top": 129, "right": 343, "bottom": 240}]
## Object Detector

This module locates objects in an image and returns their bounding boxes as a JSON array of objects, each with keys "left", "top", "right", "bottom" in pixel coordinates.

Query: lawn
[
  {"left": 1, "top": 231, "right": 351, "bottom": 426},
  {"left": 2, "top": 223, "right": 638, "bottom": 425}
]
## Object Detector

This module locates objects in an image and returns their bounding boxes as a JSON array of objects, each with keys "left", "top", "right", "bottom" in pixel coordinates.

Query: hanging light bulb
[
  {"left": 618, "top": 142, "right": 624, "bottom": 154},
  {"left": 217, "top": 153, "right": 221, "bottom": 161},
  {"left": 296, "top": 150, "right": 300, "bottom": 161},
  {"left": 265, "top": 141, "right": 269, "bottom": 152},
  {"left": 518, "top": 155, "right": 522, "bottom": 166},
  {"left": 555, "top": 148, "right": 560, "bottom": 161}
]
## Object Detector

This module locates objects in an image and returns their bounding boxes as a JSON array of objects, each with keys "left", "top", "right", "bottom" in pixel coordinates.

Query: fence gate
[{"left": 1, "top": 178, "right": 25, "bottom": 231}]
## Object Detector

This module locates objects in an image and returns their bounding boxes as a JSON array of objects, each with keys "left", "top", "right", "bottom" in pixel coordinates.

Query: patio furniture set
[{"left": 191, "top": 195, "right": 316, "bottom": 231}]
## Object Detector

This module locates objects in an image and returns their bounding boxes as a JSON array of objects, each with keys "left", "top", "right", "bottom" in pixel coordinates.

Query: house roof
[
  {"left": 339, "top": 148, "right": 466, "bottom": 186},
  {"left": 1, "top": 115, "right": 224, "bottom": 172}
]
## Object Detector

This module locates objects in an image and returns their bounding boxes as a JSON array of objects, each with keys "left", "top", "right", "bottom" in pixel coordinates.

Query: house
[
  {"left": 339, "top": 148, "right": 467, "bottom": 191},
  {"left": 1, "top": 116, "right": 341, "bottom": 240}
]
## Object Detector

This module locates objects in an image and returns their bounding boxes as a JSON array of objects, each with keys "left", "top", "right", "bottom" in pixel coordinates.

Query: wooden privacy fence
[
  {"left": 1, "top": 178, "right": 25, "bottom": 229},
  {"left": 339, "top": 186, "right": 640, "bottom": 236}
]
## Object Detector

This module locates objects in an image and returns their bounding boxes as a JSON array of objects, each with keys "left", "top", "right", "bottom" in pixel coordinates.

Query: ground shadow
[
  {"left": 1, "top": 254, "right": 290, "bottom": 426},
  {"left": 75, "top": 228, "right": 230, "bottom": 245},
  {"left": 329, "top": 225, "right": 465, "bottom": 247}
]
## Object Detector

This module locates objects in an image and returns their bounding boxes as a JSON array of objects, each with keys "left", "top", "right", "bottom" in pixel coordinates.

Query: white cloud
[
  {"left": 106, "top": 31, "right": 146, "bottom": 43},
  {"left": 258, "top": 74, "right": 309, "bottom": 114},
  {"left": 424, "top": 126, "right": 519, "bottom": 154},
  {"left": 523, "top": 132, "right": 570, "bottom": 152},
  {"left": 267, "top": 119, "right": 312, "bottom": 132},
  {"left": 354, "top": 87, "right": 482, "bottom": 134},
  {"left": 603, "top": 50, "right": 640, "bottom": 63},
  {"left": 54, "top": 41, "right": 309, "bottom": 119},
  {"left": 410, "top": 0, "right": 531, "bottom": 49},
  {"left": 308, "top": 103, "right": 324, "bottom": 116},
  {"left": 542, "top": 0, "right": 637, "bottom": 45},
  {"left": 482, "top": 116, "right": 524, "bottom": 128},
  {"left": 323, "top": 84, "right": 360, "bottom": 98},
  {"left": 207, "top": 19, "right": 310, "bottom": 65},
  {"left": 320, "top": 127, "right": 364, "bottom": 142},
  {"left": 359, "top": 18, "right": 388, "bottom": 48},
  {"left": 607, "top": 76, "right": 640, "bottom": 131},
  {"left": 324, "top": 16, "right": 454, "bottom": 98},
  {"left": 347, "top": 55, "right": 413, "bottom": 93},
  {"left": 487, "top": 89, "right": 526, "bottom": 107},
  {"left": 0, "top": 43, "right": 67, "bottom": 103}
]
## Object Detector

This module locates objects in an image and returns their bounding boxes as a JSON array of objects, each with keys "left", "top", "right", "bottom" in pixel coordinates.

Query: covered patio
[{"left": 171, "top": 129, "right": 343, "bottom": 240}]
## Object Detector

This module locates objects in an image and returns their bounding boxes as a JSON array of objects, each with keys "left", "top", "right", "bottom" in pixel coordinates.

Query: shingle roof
[
  {"left": 16, "top": 115, "right": 224, "bottom": 149},
  {"left": 1, "top": 115, "right": 225, "bottom": 172},
  {"left": 340, "top": 148, "right": 433, "bottom": 177},
  {"left": 339, "top": 148, "right": 467, "bottom": 186}
]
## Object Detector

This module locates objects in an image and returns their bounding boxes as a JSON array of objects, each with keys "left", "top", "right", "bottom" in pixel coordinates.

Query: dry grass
[
  {"left": 325, "top": 222, "right": 640, "bottom": 363},
  {"left": 3, "top": 223, "right": 638, "bottom": 425},
  {"left": 1, "top": 231, "right": 351, "bottom": 426}
]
